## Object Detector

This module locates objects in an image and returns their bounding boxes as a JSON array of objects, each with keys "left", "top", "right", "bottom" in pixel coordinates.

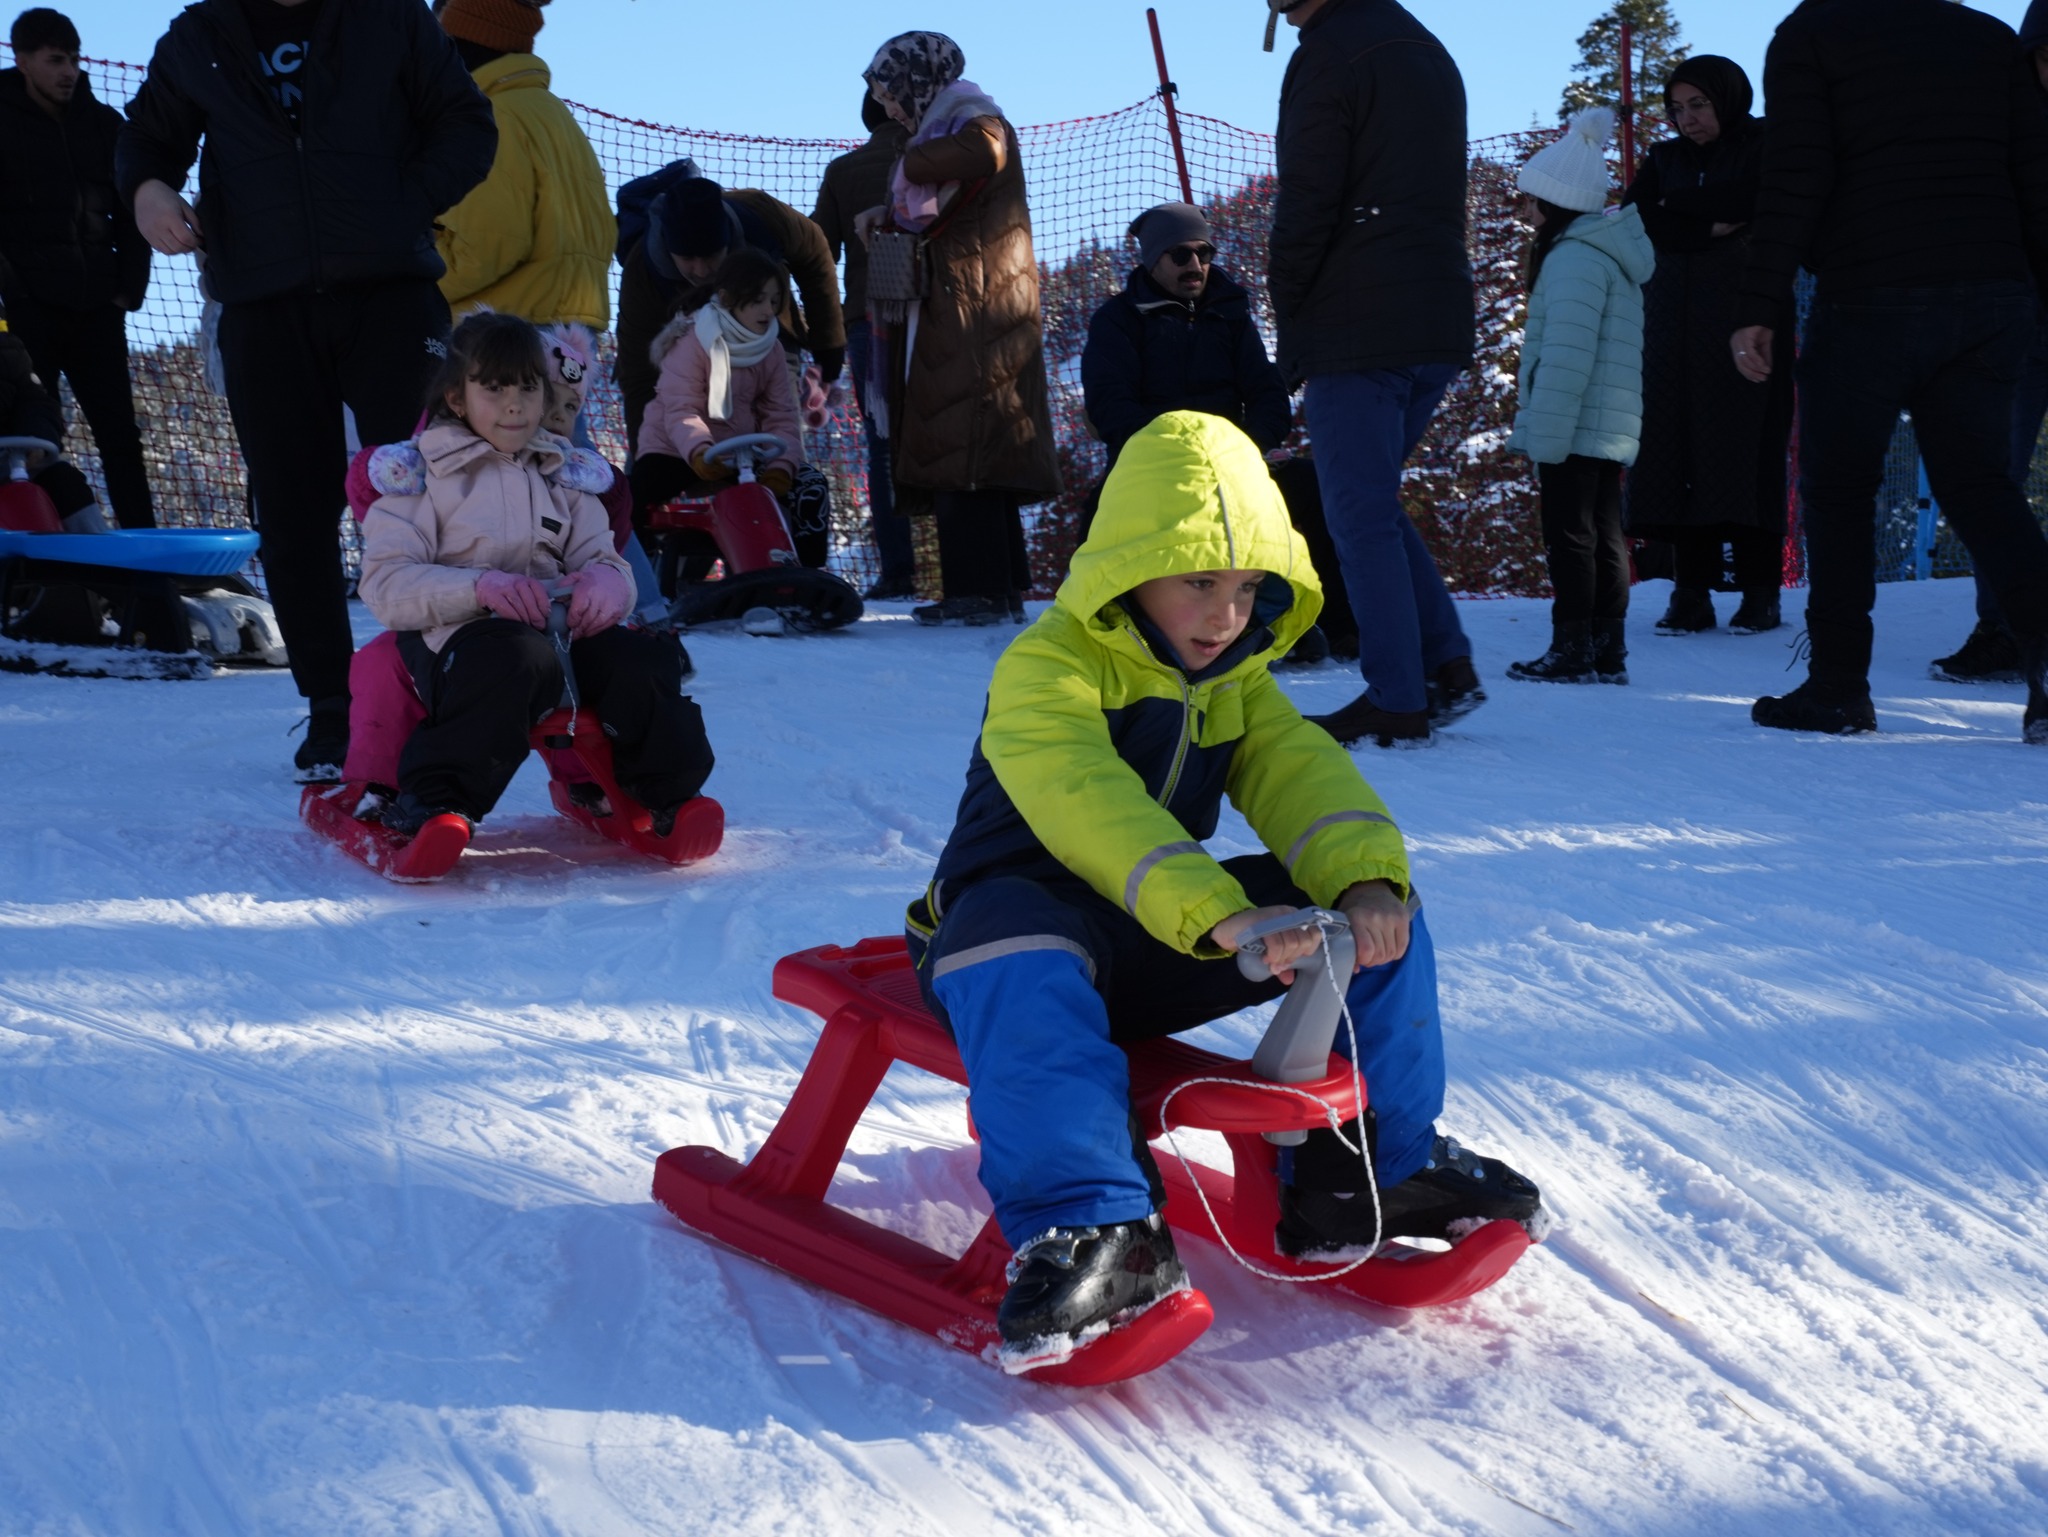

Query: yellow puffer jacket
[
  {"left": 433, "top": 54, "right": 614, "bottom": 327},
  {"left": 922, "top": 411, "right": 1412, "bottom": 956}
]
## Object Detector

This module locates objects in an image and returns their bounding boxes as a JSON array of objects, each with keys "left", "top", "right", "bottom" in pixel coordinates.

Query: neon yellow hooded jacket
[
  {"left": 433, "top": 54, "right": 615, "bottom": 327},
  {"left": 919, "top": 411, "right": 1412, "bottom": 956}
]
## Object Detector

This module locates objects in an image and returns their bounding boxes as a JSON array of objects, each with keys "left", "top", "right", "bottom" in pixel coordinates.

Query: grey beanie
[{"left": 1129, "top": 203, "right": 1212, "bottom": 269}]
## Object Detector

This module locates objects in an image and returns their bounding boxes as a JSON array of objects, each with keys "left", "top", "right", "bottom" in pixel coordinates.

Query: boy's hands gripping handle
[{"left": 1217, "top": 906, "right": 1350, "bottom": 984}]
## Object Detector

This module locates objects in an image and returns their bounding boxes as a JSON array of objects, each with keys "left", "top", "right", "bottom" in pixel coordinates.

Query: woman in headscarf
[
  {"left": 1621, "top": 55, "right": 1794, "bottom": 637},
  {"left": 860, "top": 31, "right": 1061, "bottom": 626}
]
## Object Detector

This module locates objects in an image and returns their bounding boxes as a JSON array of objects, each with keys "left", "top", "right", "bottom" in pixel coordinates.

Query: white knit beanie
[{"left": 1517, "top": 107, "right": 1617, "bottom": 213}]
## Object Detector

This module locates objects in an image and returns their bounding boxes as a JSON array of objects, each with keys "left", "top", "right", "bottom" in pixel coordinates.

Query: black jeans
[
  {"left": 396, "top": 619, "right": 712, "bottom": 820},
  {"left": 1536, "top": 454, "right": 1630, "bottom": 624},
  {"left": 217, "top": 279, "right": 451, "bottom": 703},
  {"left": 8, "top": 301, "right": 155, "bottom": 528},
  {"left": 1799, "top": 281, "right": 2048, "bottom": 684},
  {"left": 935, "top": 487, "right": 1030, "bottom": 601},
  {"left": 847, "top": 320, "right": 914, "bottom": 583}
]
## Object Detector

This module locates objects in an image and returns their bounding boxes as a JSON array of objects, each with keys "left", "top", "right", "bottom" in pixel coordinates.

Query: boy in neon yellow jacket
[{"left": 908, "top": 411, "right": 1545, "bottom": 1352}]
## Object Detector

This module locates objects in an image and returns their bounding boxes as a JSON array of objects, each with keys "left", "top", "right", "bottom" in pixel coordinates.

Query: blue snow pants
[{"left": 909, "top": 854, "right": 1447, "bottom": 1246}]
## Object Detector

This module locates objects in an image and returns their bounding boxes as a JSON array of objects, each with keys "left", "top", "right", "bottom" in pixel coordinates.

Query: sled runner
[
  {"left": 299, "top": 704, "right": 725, "bottom": 882},
  {"left": 1, "top": 437, "right": 287, "bottom": 679},
  {"left": 654, "top": 931, "right": 1534, "bottom": 1386},
  {"left": 642, "top": 434, "right": 863, "bottom": 634}
]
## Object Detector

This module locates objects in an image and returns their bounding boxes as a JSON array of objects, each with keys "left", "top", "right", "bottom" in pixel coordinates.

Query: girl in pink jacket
[
  {"left": 629, "top": 248, "right": 806, "bottom": 533},
  {"left": 359, "top": 313, "right": 714, "bottom": 838}
]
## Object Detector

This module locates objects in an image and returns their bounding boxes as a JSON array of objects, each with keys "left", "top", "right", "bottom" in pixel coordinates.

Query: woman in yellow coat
[{"left": 433, "top": 0, "right": 614, "bottom": 330}]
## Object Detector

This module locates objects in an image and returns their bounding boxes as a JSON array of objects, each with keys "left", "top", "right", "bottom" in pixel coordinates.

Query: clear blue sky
[{"left": 63, "top": 0, "right": 2043, "bottom": 144}]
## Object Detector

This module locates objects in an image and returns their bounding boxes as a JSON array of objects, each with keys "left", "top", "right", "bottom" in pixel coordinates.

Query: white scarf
[{"left": 693, "top": 300, "right": 782, "bottom": 422}]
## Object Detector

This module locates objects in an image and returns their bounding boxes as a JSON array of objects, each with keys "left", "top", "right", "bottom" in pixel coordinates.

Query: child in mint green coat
[{"left": 1507, "top": 107, "right": 1656, "bottom": 684}]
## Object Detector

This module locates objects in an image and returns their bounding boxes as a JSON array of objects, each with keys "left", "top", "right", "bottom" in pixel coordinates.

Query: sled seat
[{"left": 653, "top": 936, "right": 1530, "bottom": 1386}]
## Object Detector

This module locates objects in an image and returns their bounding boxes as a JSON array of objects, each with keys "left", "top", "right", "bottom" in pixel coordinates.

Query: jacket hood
[
  {"left": 1665, "top": 53, "right": 1754, "bottom": 126},
  {"left": 0, "top": 65, "right": 103, "bottom": 117},
  {"left": 1057, "top": 410, "right": 1321, "bottom": 661},
  {"left": 2024, "top": 0, "right": 2048, "bottom": 53},
  {"left": 1557, "top": 204, "right": 1656, "bottom": 286},
  {"left": 472, "top": 52, "right": 550, "bottom": 95}
]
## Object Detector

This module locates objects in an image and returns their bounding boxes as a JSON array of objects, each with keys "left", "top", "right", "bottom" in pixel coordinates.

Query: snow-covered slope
[{"left": 2, "top": 579, "right": 2044, "bottom": 1536}]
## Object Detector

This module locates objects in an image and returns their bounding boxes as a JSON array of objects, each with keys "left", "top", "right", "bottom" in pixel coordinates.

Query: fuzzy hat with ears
[
  {"left": 543, "top": 322, "right": 596, "bottom": 392},
  {"left": 440, "top": 0, "right": 547, "bottom": 54},
  {"left": 1518, "top": 106, "right": 1618, "bottom": 214}
]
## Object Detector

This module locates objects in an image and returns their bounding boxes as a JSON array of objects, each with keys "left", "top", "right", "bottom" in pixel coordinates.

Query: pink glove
[
  {"left": 476, "top": 569, "right": 553, "bottom": 628},
  {"left": 561, "top": 563, "right": 634, "bottom": 638}
]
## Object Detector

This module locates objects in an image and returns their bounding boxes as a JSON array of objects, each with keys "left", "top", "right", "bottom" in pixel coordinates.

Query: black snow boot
[
  {"left": 1929, "top": 620, "right": 2023, "bottom": 684},
  {"left": 1728, "top": 589, "right": 1782, "bottom": 635},
  {"left": 293, "top": 694, "right": 350, "bottom": 784},
  {"left": 1278, "top": 1132, "right": 1548, "bottom": 1253},
  {"left": 1654, "top": 586, "right": 1717, "bottom": 634},
  {"left": 2022, "top": 634, "right": 2048, "bottom": 745},
  {"left": 1751, "top": 678, "right": 1877, "bottom": 735},
  {"left": 1427, "top": 654, "right": 1487, "bottom": 723},
  {"left": 1590, "top": 618, "right": 1629, "bottom": 684},
  {"left": 1507, "top": 621, "right": 1595, "bottom": 683},
  {"left": 997, "top": 1213, "right": 1187, "bottom": 1348},
  {"left": 1308, "top": 692, "right": 1432, "bottom": 748},
  {"left": 912, "top": 595, "right": 1006, "bottom": 627},
  {"left": 379, "top": 791, "right": 474, "bottom": 840}
]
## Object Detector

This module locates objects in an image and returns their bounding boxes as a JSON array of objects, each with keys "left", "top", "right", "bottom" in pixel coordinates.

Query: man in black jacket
[
  {"left": 118, "top": 0, "right": 496, "bottom": 779},
  {"left": 0, "top": 9, "right": 154, "bottom": 529},
  {"left": 1268, "top": 0, "right": 1483, "bottom": 748},
  {"left": 1733, "top": 0, "right": 2048, "bottom": 743}
]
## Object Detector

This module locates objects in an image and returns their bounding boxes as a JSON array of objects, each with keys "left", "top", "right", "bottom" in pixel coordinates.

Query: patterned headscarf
[{"left": 864, "top": 32, "right": 965, "bottom": 134}]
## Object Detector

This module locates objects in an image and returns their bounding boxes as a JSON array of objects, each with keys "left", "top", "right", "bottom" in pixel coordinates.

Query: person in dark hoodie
[
  {"left": 118, "top": 0, "right": 497, "bottom": 781},
  {"left": 815, "top": 93, "right": 914, "bottom": 600},
  {"left": 1928, "top": 3, "right": 2048, "bottom": 687},
  {"left": 1731, "top": 0, "right": 2048, "bottom": 744},
  {"left": 0, "top": 9, "right": 155, "bottom": 529},
  {"left": 1621, "top": 55, "right": 1793, "bottom": 640},
  {"left": 1080, "top": 201, "right": 1355, "bottom": 654}
]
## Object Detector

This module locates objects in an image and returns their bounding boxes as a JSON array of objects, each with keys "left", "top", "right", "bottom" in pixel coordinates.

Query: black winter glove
[{"left": 812, "top": 346, "right": 845, "bottom": 387}]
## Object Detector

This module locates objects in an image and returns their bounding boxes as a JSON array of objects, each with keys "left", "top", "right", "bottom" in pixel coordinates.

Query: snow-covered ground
[{"left": 2, "top": 578, "right": 2045, "bottom": 1537}]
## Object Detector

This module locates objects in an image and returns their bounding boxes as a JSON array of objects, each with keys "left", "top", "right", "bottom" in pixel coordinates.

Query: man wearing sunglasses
[
  {"left": 1083, "top": 200, "right": 1358, "bottom": 655},
  {"left": 1268, "top": 0, "right": 1483, "bottom": 747}
]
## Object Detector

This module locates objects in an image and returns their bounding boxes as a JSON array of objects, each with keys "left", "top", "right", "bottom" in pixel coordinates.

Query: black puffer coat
[
  {"left": 0, "top": 70, "right": 149, "bottom": 313},
  {"left": 1621, "top": 56, "right": 1792, "bottom": 538},
  {"left": 116, "top": 0, "right": 496, "bottom": 305},
  {"left": 1269, "top": 0, "right": 1474, "bottom": 384},
  {"left": 1081, "top": 265, "right": 1290, "bottom": 459}
]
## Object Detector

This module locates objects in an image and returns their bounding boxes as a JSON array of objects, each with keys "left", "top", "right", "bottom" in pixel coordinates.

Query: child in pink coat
[
  {"left": 356, "top": 312, "right": 713, "bottom": 836},
  {"left": 630, "top": 247, "right": 806, "bottom": 528}
]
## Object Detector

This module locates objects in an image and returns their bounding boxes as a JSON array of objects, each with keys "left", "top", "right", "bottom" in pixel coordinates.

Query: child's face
[
  {"left": 1131, "top": 567, "right": 1267, "bottom": 671},
  {"left": 542, "top": 379, "right": 584, "bottom": 437},
  {"left": 453, "top": 374, "right": 544, "bottom": 455},
  {"left": 734, "top": 281, "right": 780, "bottom": 334}
]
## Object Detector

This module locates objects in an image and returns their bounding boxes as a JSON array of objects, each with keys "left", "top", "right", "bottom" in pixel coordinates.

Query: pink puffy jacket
[{"left": 637, "top": 311, "right": 804, "bottom": 476}]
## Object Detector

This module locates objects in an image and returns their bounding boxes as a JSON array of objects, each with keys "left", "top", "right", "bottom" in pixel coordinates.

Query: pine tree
[{"left": 1560, "top": 0, "right": 1688, "bottom": 175}]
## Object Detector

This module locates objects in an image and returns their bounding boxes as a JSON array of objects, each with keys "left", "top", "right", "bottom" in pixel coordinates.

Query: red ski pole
[
  {"left": 1619, "top": 18, "right": 1637, "bottom": 187},
  {"left": 1147, "top": 8, "right": 1196, "bottom": 205}
]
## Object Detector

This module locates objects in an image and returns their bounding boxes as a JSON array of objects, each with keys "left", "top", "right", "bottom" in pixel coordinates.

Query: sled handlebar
[
  {"left": 0, "top": 436, "right": 60, "bottom": 480},
  {"left": 1234, "top": 907, "right": 1351, "bottom": 982}
]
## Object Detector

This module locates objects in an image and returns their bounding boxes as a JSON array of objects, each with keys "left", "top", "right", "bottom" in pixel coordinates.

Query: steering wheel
[
  {"left": 702, "top": 433, "right": 788, "bottom": 468},
  {"left": 0, "top": 436, "right": 61, "bottom": 478}
]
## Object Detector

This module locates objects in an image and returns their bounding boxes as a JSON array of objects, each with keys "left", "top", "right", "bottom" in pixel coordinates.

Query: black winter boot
[
  {"left": 1655, "top": 586, "right": 1717, "bottom": 635},
  {"left": 1751, "top": 678, "right": 1877, "bottom": 735},
  {"left": 293, "top": 694, "right": 350, "bottom": 784},
  {"left": 1427, "top": 654, "right": 1487, "bottom": 722},
  {"left": 996, "top": 1213, "right": 1187, "bottom": 1348},
  {"left": 2022, "top": 634, "right": 2048, "bottom": 745},
  {"left": 1277, "top": 1133, "right": 1549, "bottom": 1253},
  {"left": 1308, "top": 692, "right": 1432, "bottom": 748},
  {"left": 1728, "top": 589, "right": 1782, "bottom": 635},
  {"left": 1929, "top": 620, "right": 2024, "bottom": 684},
  {"left": 1590, "top": 618, "right": 1629, "bottom": 684},
  {"left": 1507, "top": 621, "right": 1595, "bottom": 683}
]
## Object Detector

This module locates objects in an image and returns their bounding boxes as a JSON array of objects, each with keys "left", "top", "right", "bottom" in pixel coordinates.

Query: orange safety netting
[{"left": 34, "top": 49, "right": 1558, "bottom": 596}]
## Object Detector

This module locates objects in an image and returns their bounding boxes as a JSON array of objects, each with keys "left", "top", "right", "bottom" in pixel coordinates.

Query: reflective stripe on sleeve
[
  {"left": 1122, "top": 839, "right": 1206, "bottom": 914},
  {"left": 1283, "top": 808, "right": 1394, "bottom": 870}
]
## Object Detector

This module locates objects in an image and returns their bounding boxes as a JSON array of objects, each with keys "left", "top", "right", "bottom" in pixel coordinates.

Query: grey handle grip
[
  {"left": 1234, "top": 908, "right": 1356, "bottom": 1146},
  {"left": 1234, "top": 907, "right": 1350, "bottom": 982}
]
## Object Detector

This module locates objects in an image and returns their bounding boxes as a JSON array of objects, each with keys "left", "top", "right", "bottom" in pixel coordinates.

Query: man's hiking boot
[
  {"left": 293, "top": 694, "right": 350, "bottom": 784},
  {"left": 1929, "top": 620, "right": 2024, "bottom": 684},
  {"left": 1427, "top": 654, "right": 1487, "bottom": 722},
  {"left": 1655, "top": 586, "right": 1716, "bottom": 635},
  {"left": 1751, "top": 678, "right": 1877, "bottom": 735},
  {"left": 1508, "top": 621, "right": 1595, "bottom": 683},
  {"left": 1308, "top": 692, "right": 1431, "bottom": 748},
  {"left": 1728, "top": 590, "right": 1781, "bottom": 635}
]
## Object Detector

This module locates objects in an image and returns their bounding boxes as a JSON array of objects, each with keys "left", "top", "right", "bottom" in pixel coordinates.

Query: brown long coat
[{"left": 888, "top": 116, "right": 1062, "bottom": 510}]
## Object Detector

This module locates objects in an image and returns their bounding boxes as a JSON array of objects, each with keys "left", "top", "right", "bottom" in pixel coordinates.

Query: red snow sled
[
  {"left": 654, "top": 929, "right": 1533, "bottom": 1386},
  {"left": 299, "top": 704, "right": 725, "bottom": 882},
  {"left": 643, "top": 434, "right": 862, "bottom": 633}
]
